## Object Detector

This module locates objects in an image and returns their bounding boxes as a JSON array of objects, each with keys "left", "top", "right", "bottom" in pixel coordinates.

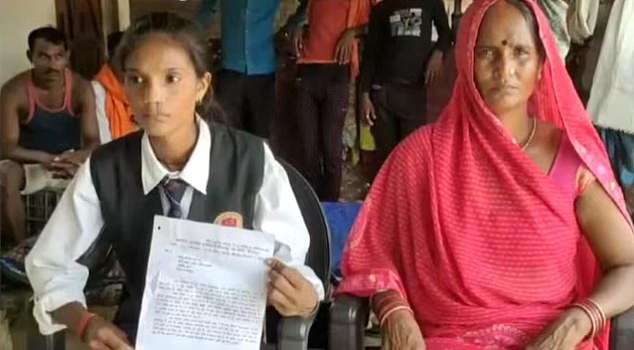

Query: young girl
[{"left": 26, "top": 13, "right": 323, "bottom": 349}]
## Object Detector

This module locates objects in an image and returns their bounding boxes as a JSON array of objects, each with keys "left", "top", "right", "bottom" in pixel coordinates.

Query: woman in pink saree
[{"left": 337, "top": 0, "right": 634, "bottom": 349}]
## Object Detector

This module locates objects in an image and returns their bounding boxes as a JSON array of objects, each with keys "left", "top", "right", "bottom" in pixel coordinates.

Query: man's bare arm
[{"left": 0, "top": 78, "right": 54, "bottom": 164}]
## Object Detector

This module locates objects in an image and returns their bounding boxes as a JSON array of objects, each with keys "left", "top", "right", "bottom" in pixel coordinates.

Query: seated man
[
  {"left": 92, "top": 31, "right": 137, "bottom": 143},
  {"left": 0, "top": 26, "right": 100, "bottom": 245}
]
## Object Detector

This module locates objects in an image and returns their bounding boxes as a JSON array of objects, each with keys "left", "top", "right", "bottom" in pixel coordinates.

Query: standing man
[
  {"left": 196, "top": 0, "right": 308, "bottom": 138},
  {"left": 292, "top": 0, "right": 374, "bottom": 201},
  {"left": 0, "top": 27, "right": 100, "bottom": 245},
  {"left": 360, "top": 0, "right": 451, "bottom": 164},
  {"left": 587, "top": 0, "right": 634, "bottom": 213},
  {"left": 535, "top": 0, "right": 599, "bottom": 58}
]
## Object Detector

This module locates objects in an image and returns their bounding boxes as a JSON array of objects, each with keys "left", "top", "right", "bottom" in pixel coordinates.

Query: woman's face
[
  {"left": 124, "top": 33, "right": 210, "bottom": 137},
  {"left": 474, "top": 1, "right": 542, "bottom": 117}
]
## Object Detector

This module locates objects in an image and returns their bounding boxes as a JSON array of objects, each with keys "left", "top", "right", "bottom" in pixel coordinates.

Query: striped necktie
[{"left": 161, "top": 178, "right": 187, "bottom": 218}]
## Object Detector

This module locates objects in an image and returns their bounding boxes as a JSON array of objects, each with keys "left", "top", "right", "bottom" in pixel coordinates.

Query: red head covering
[{"left": 337, "top": 0, "right": 629, "bottom": 348}]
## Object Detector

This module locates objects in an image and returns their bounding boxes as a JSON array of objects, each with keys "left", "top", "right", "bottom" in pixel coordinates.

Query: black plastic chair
[
  {"left": 269, "top": 158, "right": 332, "bottom": 350},
  {"left": 330, "top": 296, "right": 634, "bottom": 349},
  {"left": 26, "top": 158, "right": 331, "bottom": 350}
]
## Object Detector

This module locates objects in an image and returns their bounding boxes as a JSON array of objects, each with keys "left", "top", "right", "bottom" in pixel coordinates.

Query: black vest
[
  {"left": 20, "top": 70, "right": 81, "bottom": 154},
  {"left": 90, "top": 122, "right": 264, "bottom": 330}
]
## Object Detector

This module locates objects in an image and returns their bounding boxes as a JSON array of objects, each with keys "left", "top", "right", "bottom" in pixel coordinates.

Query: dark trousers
[
  {"left": 370, "top": 82, "right": 427, "bottom": 162},
  {"left": 216, "top": 69, "right": 275, "bottom": 138},
  {"left": 296, "top": 64, "right": 350, "bottom": 202}
]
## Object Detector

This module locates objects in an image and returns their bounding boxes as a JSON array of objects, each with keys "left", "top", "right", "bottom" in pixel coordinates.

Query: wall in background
[
  {"left": 0, "top": 0, "right": 56, "bottom": 85},
  {"left": 118, "top": 0, "right": 131, "bottom": 30},
  {"left": 102, "top": 0, "right": 119, "bottom": 39},
  {"left": 130, "top": 0, "right": 202, "bottom": 20}
]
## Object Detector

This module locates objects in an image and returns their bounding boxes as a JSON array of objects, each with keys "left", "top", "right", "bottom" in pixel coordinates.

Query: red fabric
[
  {"left": 336, "top": 0, "right": 630, "bottom": 349},
  {"left": 300, "top": 0, "right": 350, "bottom": 63},
  {"left": 95, "top": 64, "right": 136, "bottom": 139},
  {"left": 298, "top": 0, "right": 374, "bottom": 78}
]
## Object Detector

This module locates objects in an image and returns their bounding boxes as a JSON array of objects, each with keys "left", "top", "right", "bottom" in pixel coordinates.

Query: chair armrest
[
  {"left": 329, "top": 295, "right": 369, "bottom": 350},
  {"left": 611, "top": 307, "right": 634, "bottom": 350},
  {"left": 277, "top": 313, "right": 316, "bottom": 350},
  {"left": 25, "top": 298, "right": 66, "bottom": 350}
]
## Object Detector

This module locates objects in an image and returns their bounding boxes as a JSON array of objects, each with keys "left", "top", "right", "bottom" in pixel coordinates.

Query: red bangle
[
  {"left": 572, "top": 299, "right": 607, "bottom": 339},
  {"left": 379, "top": 305, "right": 413, "bottom": 327},
  {"left": 372, "top": 291, "right": 406, "bottom": 314},
  {"left": 572, "top": 302, "right": 597, "bottom": 338},
  {"left": 377, "top": 300, "right": 409, "bottom": 319},
  {"left": 374, "top": 293, "right": 400, "bottom": 310},
  {"left": 77, "top": 312, "right": 97, "bottom": 341},
  {"left": 586, "top": 298, "right": 607, "bottom": 330}
]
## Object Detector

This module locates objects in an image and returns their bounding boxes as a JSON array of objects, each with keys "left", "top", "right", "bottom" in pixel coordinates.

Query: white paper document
[{"left": 135, "top": 216, "right": 275, "bottom": 350}]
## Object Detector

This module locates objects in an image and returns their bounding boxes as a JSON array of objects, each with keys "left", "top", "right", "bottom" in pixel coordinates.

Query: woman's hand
[
  {"left": 267, "top": 259, "right": 319, "bottom": 318},
  {"left": 381, "top": 309, "right": 426, "bottom": 350},
  {"left": 526, "top": 308, "right": 592, "bottom": 350},
  {"left": 83, "top": 315, "right": 133, "bottom": 350}
]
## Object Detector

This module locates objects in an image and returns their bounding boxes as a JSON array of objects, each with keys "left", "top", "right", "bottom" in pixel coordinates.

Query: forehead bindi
[{"left": 477, "top": 7, "right": 534, "bottom": 48}]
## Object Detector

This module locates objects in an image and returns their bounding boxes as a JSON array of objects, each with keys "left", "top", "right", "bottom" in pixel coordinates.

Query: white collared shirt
[
  {"left": 91, "top": 81, "right": 112, "bottom": 144},
  {"left": 25, "top": 118, "right": 325, "bottom": 334}
]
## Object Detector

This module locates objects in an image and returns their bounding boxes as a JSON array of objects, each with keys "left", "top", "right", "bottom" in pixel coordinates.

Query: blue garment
[
  {"left": 599, "top": 128, "right": 634, "bottom": 214},
  {"left": 321, "top": 202, "right": 362, "bottom": 276},
  {"left": 197, "top": 0, "right": 307, "bottom": 75}
]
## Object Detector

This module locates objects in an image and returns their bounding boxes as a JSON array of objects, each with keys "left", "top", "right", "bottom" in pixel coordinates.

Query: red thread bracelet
[{"left": 77, "top": 312, "right": 97, "bottom": 341}]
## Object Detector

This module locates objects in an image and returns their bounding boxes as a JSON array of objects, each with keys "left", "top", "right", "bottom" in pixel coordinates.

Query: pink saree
[{"left": 336, "top": 0, "right": 631, "bottom": 349}]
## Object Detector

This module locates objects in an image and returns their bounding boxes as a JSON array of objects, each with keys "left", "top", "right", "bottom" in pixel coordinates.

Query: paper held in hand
[{"left": 135, "top": 216, "right": 275, "bottom": 350}]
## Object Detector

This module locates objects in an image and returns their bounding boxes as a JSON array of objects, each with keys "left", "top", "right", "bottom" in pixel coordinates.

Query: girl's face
[{"left": 124, "top": 33, "right": 210, "bottom": 138}]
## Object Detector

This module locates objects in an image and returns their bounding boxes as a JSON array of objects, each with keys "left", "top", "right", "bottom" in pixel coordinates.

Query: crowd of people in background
[
  {"left": 0, "top": 0, "right": 462, "bottom": 247},
  {"left": 2, "top": 0, "right": 631, "bottom": 243}
]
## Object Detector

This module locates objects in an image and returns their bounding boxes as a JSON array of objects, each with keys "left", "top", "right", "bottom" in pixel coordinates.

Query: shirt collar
[{"left": 141, "top": 116, "right": 211, "bottom": 195}]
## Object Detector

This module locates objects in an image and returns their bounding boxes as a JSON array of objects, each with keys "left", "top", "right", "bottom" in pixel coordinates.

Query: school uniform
[{"left": 25, "top": 117, "right": 324, "bottom": 341}]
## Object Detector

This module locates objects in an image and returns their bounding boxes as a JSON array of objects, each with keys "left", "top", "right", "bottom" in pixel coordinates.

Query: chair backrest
[
  {"left": 277, "top": 158, "right": 332, "bottom": 296},
  {"left": 321, "top": 202, "right": 361, "bottom": 278}
]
